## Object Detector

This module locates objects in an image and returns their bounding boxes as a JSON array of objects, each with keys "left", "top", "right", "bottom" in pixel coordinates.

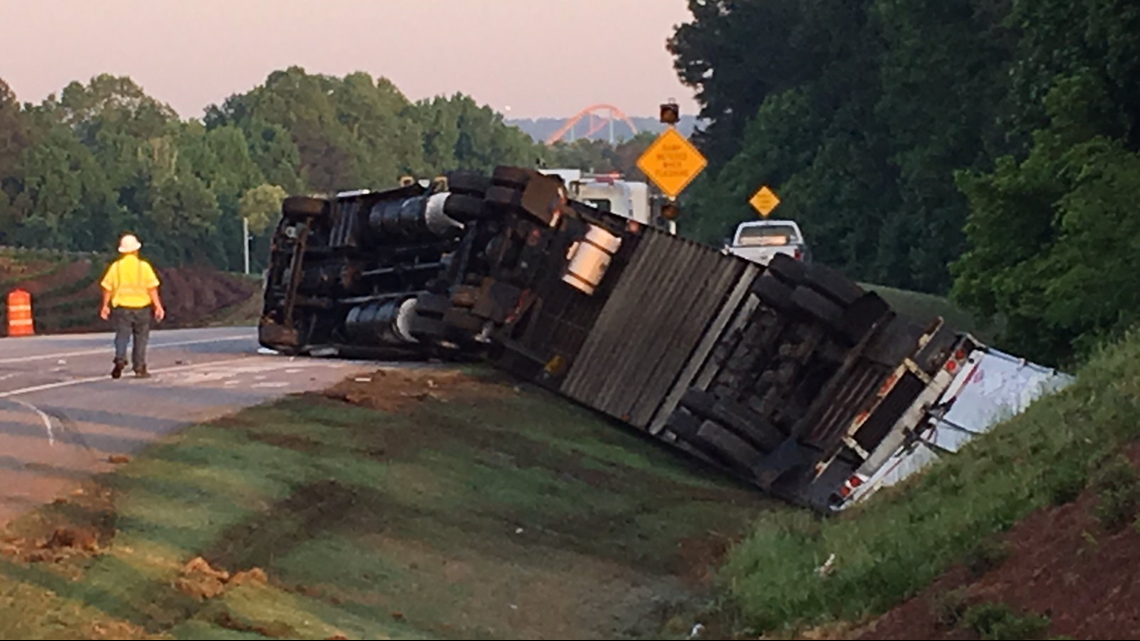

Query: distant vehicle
[
  {"left": 538, "top": 168, "right": 677, "bottom": 234},
  {"left": 726, "top": 220, "right": 810, "bottom": 265}
]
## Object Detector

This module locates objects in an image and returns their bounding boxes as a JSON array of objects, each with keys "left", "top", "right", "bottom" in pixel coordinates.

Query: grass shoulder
[{"left": 0, "top": 366, "right": 771, "bottom": 640}]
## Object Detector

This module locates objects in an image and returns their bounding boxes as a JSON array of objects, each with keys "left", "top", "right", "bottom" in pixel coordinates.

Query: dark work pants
[{"left": 112, "top": 306, "right": 152, "bottom": 371}]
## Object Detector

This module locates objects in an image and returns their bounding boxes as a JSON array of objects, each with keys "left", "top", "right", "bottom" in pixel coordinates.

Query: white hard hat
[{"left": 118, "top": 234, "right": 142, "bottom": 253}]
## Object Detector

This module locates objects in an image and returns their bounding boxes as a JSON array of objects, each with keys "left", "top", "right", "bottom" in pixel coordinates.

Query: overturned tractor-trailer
[{"left": 258, "top": 167, "right": 1071, "bottom": 512}]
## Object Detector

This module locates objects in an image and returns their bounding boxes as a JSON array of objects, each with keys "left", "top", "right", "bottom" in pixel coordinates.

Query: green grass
[
  {"left": 862, "top": 282, "right": 1003, "bottom": 342},
  {"left": 716, "top": 328, "right": 1140, "bottom": 635},
  {"left": 962, "top": 602, "right": 1051, "bottom": 640},
  {"left": 0, "top": 369, "right": 768, "bottom": 640}
]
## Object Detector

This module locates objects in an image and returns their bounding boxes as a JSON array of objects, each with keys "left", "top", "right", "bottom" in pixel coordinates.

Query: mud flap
[{"left": 519, "top": 174, "right": 565, "bottom": 226}]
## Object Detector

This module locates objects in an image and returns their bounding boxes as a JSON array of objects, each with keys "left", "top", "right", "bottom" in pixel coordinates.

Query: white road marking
[
  {"left": 11, "top": 399, "right": 55, "bottom": 446},
  {"left": 0, "top": 335, "right": 251, "bottom": 365},
  {"left": 0, "top": 356, "right": 256, "bottom": 399},
  {"left": 0, "top": 374, "right": 17, "bottom": 382},
  {"left": 252, "top": 382, "right": 289, "bottom": 389},
  {"left": 159, "top": 360, "right": 353, "bottom": 388}
]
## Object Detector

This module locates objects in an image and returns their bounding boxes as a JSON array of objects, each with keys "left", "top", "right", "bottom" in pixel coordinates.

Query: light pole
[{"left": 242, "top": 217, "right": 250, "bottom": 275}]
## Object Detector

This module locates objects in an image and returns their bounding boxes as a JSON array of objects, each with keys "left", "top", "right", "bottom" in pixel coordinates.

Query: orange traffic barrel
[{"left": 7, "top": 289, "right": 34, "bottom": 337}]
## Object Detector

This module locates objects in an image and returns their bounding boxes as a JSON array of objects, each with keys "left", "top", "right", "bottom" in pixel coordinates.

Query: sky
[{"left": 0, "top": 0, "right": 700, "bottom": 120}]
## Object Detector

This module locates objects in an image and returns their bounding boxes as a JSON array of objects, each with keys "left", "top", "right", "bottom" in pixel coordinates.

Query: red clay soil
[
  {"left": 5, "top": 260, "right": 93, "bottom": 298},
  {"left": 0, "top": 255, "right": 55, "bottom": 282},
  {"left": 2, "top": 258, "right": 257, "bottom": 334},
  {"left": 857, "top": 453, "right": 1140, "bottom": 640}
]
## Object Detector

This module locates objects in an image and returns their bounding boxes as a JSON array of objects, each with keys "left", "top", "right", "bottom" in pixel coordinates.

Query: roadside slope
[
  {"left": 715, "top": 329, "right": 1140, "bottom": 638},
  {"left": 0, "top": 248, "right": 260, "bottom": 334},
  {"left": 0, "top": 366, "right": 771, "bottom": 640}
]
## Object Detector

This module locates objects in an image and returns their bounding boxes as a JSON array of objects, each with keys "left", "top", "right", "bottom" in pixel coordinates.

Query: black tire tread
[
  {"left": 766, "top": 254, "right": 806, "bottom": 286},
  {"left": 443, "top": 194, "right": 486, "bottom": 221},
  {"left": 282, "top": 196, "right": 326, "bottom": 217},
  {"left": 446, "top": 171, "right": 492, "bottom": 197},
  {"left": 697, "top": 422, "right": 763, "bottom": 471},
  {"left": 803, "top": 262, "right": 863, "bottom": 307},
  {"left": 792, "top": 286, "right": 843, "bottom": 328},
  {"left": 487, "top": 185, "right": 523, "bottom": 209},
  {"left": 492, "top": 166, "right": 533, "bottom": 189},
  {"left": 753, "top": 273, "right": 795, "bottom": 314}
]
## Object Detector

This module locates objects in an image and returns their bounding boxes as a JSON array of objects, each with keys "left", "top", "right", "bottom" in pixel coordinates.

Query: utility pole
[{"left": 242, "top": 217, "right": 250, "bottom": 275}]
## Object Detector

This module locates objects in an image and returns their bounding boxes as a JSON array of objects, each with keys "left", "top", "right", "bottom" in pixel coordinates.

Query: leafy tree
[
  {"left": 53, "top": 74, "right": 178, "bottom": 147},
  {"left": 668, "top": 0, "right": 810, "bottom": 167},
  {"left": 870, "top": 0, "right": 1016, "bottom": 292},
  {"left": 413, "top": 93, "right": 540, "bottom": 175},
  {"left": 0, "top": 79, "right": 31, "bottom": 241},
  {"left": 542, "top": 139, "right": 615, "bottom": 174},
  {"left": 14, "top": 124, "right": 121, "bottom": 251},
  {"left": 333, "top": 72, "right": 428, "bottom": 182},
  {"left": 239, "top": 184, "right": 288, "bottom": 234},
  {"left": 952, "top": 73, "right": 1139, "bottom": 364}
]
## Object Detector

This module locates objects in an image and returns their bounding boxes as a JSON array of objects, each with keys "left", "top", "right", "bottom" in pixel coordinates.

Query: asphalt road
[{"left": 0, "top": 327, "right": 382, "bottom": 525}]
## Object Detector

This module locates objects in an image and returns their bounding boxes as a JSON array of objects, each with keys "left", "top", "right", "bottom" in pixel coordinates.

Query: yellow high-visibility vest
[{"left": 101, "top": 255, "right": 160, "bottom": 308}]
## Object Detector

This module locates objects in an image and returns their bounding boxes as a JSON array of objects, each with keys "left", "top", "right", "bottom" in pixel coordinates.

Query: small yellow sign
[
  {"left": 636, "top": 127, "right": 708, "bottom": 200},
  {"left": 749, "top": 186, "right": 781, "bottom": 217}
]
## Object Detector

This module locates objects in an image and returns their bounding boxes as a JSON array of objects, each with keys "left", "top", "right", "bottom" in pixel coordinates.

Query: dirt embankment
[
  {"left": 855, "top": 446, "right": 1140, "bottom": 641},
  {"left": 1, "top": 253, "right": 259, "bottom": 334}
]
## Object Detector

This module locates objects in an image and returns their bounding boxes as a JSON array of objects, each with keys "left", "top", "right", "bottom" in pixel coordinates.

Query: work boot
[
  {"left": 111, "top": 360, "right": 126, "bottom": 379},
  {"left": 134, "top": 366, "right": 150, "bottom": 379}
]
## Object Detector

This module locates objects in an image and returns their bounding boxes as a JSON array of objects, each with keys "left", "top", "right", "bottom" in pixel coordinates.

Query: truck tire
[
  {"left": 446, "top": 171, "right": 491, "bottom": 197},
  {"left": 443, "top": 307, "right": 486, "bottom": 334},
  {"left": 410, "top": 293, "right": 449, "bottom": 340},
  {"left": 282, "top": 196, "right": 326, "bottom": 218},
  {"left": 410, "top": 315, "right": 446, "bottom": 340},
  {"left": 792, "top": 286, "right": 843, "bottom": 329},
  {"left": 749, "top": 389, "right": 783, "bottom": 421},
  {"left": 487, "top": 185, "right": 524, "bottom": 210},
  {"left": 697, "top": 422, "right": 764, "bottom": 472},
  {"left": 679, "top": 388, "right": 719, "bottom": 418},
  {"left": 766, "top": 254, "right": 806, "bottom": 286},
  {"left": 753, "top": 273, "right": 796, "bottom": 315},
  {"left": 803, "top": 263, "right": 863, "bottom": 308},
  {"left": 443, "top": 194, "right": 487, "bottom": 222},
  {"left": 665, "top": 409, "right": 703, "bottom": 441},
  {"left": 711, "top": 398, "right": 784, "bottom": 453},
  {"left": 839, "top": 292, "right": 892, "bottom": 345},
  {"left": 492, "top": 166, "right": 532, "bottom": 190},
  {"left": 680, "top": 389, "right": 782, "bottom": 454},
  {"left": 415, "top": 293, "right": 450, "bottom": 316}
]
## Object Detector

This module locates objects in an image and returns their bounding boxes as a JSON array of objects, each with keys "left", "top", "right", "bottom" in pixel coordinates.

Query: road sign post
[{"left": 749, "top": 186, "right": 781, "bottom": 217}]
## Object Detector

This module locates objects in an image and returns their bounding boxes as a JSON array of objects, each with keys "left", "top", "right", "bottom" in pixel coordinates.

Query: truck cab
[
  {"left": 539, "top": 168, "right": 677, "bottom": 234},
  {"left": 726, "top": 220, "right": 810, "bottom": 265}
]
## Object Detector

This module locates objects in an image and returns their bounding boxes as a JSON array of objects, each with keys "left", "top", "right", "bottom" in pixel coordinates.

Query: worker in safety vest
[{"left": 99, "top": 234, "right": 166, "bottom": 379}]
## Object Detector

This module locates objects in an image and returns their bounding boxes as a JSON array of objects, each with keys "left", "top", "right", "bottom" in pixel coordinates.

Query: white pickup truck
[{"left": 725, "top": 220, "right": 810, "bottom": 265}]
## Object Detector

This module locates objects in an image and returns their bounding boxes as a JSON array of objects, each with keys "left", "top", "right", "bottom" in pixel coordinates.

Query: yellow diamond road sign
[
  {"left": 749, "top": 186, "right": 781, "bottom": 217},
  {"left": 636, "top": 127, "right": 707, "bottom": 200}
]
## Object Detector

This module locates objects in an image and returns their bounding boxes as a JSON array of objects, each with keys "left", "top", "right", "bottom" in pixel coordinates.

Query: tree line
[
  {"left": 670, "top": 0, "right": 1140, "bottom": 365},
  {"left": 0, "top": 67, "right": 651, "bottom": 274}
]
